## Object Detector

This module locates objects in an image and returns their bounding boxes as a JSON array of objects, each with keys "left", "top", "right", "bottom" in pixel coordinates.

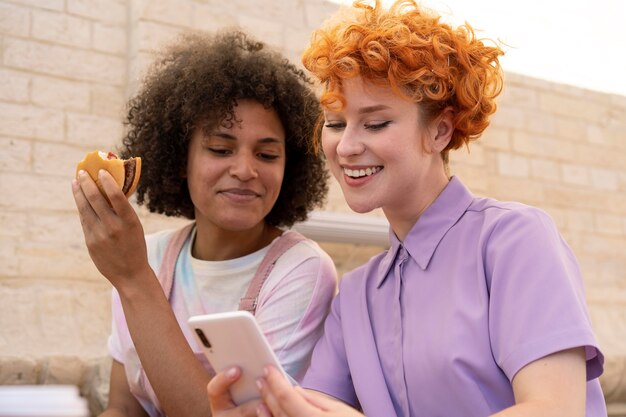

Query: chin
[{"left": 346, "top": 200, "right": 377, "bottom": 214}]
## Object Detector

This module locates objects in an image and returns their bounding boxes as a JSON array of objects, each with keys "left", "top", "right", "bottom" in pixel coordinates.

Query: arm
[
  {"left": 73, "top": 170, "right": 212, "bottom": 417},
  {"left": 99, "top": 360, "right": 149, "bottom": 417},
  {"left": 254, "top": 243, "right": 337, "bottom": 381},
  {"left": 491, "top": 347, "right": 586, "bottom": 417}
]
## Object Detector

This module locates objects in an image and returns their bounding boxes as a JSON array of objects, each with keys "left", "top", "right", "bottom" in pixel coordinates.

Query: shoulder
[
  {"left": 466, "top": 197, "right": 559, "bottom": 238},
  {"left": 274, "top": 231, "right": 334, "bottom": 269},
  {"left": 144, "top": 225, "right": 193, "bottom": 269}
]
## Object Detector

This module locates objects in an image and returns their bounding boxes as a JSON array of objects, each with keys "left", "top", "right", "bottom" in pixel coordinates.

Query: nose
[
  {"left": 229, "top": 151, "right": 258, "bottom": 181},
  {"left": 335, "top": 125, "right": 365, "bottom": 158}
]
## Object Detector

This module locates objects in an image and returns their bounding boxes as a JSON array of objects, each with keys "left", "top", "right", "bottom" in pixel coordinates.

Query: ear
[{"left": 427, "top": 107, "right": 454, "bottom": 153}]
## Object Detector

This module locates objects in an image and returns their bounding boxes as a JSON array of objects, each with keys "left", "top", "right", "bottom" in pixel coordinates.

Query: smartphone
[{"left": 187, "top": 311, "right": 290, "bottom": 405}]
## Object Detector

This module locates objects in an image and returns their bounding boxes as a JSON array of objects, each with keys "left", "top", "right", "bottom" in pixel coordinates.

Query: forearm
[
  {"left": 490, "top": 400, "right": 583, "bottom": 417},
  {"left": 118, "top": 271, "right": 212, "bottom": 417}
]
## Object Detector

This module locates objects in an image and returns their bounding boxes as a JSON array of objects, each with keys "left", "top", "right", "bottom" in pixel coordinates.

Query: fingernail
[
  {"left": 263, "top": 366, "right": 269, "bottom": 377},
  {"left": 256, "top": 378, "right": 263, "bottom": 390},
  {"left": 225, "top": 367, "right": 237, "bottom": 379},
  {"left": 78, "top": 170, "right": 86, "bottom": 177},
  {"left": 98, "top": 169, "right": 106, "bottom": 178}
]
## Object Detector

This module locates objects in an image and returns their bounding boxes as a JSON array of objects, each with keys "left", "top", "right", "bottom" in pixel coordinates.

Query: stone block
[
  {"left": 540, "top": 91, "right": 611, "bottom": 123},
  {"left": 564, "top": 209, "right": 595, "bottom": 233},
  {"left": 0, "top": 173, "right": 75, "bottom": 211},
  {"left": 33, "top": 141, "right": 91, "bottom": 177},
  {"left": 7, "top": 0, "right": 63, "bottom": 10},
  {"left": 576, "top": 142, "right": 626, "bottom": 171},
  {"left": 529, "top": 158, "right": 560, "bottom": 182},
  {"left": 555, "top": 116, "right": 588, "bottom": 142},
  {"left": 0, "top": 102, "right": 65, "bottom": 141},
  {"left": 498, "top": 83, "right": 539, "bottom": 109},
  {"left": 486, "top": 176, "right": 544, "bottom": 206},
  {"left": 137, "top": 21, "right": 183, "bottom": 53},
  {"left": 31, "top": 76, "right": 91, "bottom": 111},
  {"left": 40, "top": 356, "right": 85, "bottom": 386},
  {"left": 524, "top": 111, "right": 557, "bottom": 136},
  {"left": 0, "top": 136, "right": 31, "bottom": 172},
  {"left": 141, "top": 0, "right": 193, "bottom": 27},
  {"left": 91, "top": 84, "right": 126, "bottom": 118},
  {"left": 67, "top": 0, "right": 126, "bottom": 24},
  {"left": 489, "top": 106, "right": 526, "bottom": 130},
  {"left": 0, "top": 357, "right": 40, "bottom": 385},
  {"left": 66, "top": 112, "right": 123, "bottom": 148},
  {"left": 595, "top": 213, "right": 624, "bottom": 236},
  {"left": 191, "top": 2, "right": 238, "bottom": 31},
  {"left": 512, "top": 131, "right": 577, "bottom": 162},
  {"left": 450, "top": 143, "right": 485, "bottom": 166},
  {"left": 31, "top": 9, "right": 91, "bottom": 49},
  {"left": 92, "top": 22, "right": 126, "bottom": 55},
  {"left": 482, "top": 126, "right": 511, "bottom": 151},
  {"left": 0, "top": 238, "right": 19, "bottom": 277},
  {"left": 0, "top": 3, "right": 30, "bottom": 37},
  {"left": 561, "top": 163, "right": 590, "bottom": 187},
  {"left": 0, "top": 69, "right": 30, "bottom": 103},
  {"left": 590, "top": 168, "right": 620, "bottom": 192},
  {"left": 238, "top": 14, "right": 285, "bottom": 49},
  {"left": 496, "top": 152, "right": 530, "bottom": 178},
  {"left": 4, "top": 38, "right": 126, "bottom": 85},
  {"left": 18, "top": 243, "right": 102, "bottom": 281}
]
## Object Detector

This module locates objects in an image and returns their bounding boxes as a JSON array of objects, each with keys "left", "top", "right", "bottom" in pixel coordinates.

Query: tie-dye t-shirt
[{"left": 108, "top": 226, "right": 337, "bottom": 417}]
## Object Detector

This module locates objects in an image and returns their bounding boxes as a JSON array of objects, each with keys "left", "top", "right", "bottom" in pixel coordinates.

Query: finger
[
  {"left": 207, "top": 367, "right": 240, "bottom": 412},
  {"left": 98, "top": 169, "right": 134, "bottom": 219},
  {"left": 77, "top": 170, "right": 116, "bottom": 222},
  {"left": 297, "top": 388, "right": 337, "bottom": 411},
  {"left": 72, "top": 173, "right": 105, "bottom": 233},
  {"left": 261, "top": 366, "right": 314, "bottom": 416}
]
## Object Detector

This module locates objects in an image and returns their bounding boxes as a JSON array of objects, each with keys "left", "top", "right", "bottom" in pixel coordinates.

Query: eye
[
  {"left": 364, "top": 121, "right": 391, "bottom": 131},
  {"left": 258, "top": 153, "right": 280, "bottom": 161},
  {"left": 324, "top": 121, "right": 346, "bottom": 130},
  {"left": 208, "top": 147, "right": 232, "bottom": 156}
]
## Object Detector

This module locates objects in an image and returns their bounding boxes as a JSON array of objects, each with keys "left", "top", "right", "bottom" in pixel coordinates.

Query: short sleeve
[
  {"left": 485, "top": 207, "right": 604, "bottom": 381},
  {"left": 302, "top": 286, "right": 359, "bottom": 407},
  {"left": 254, "top": 239, "right": 337, "bottom": 383}
]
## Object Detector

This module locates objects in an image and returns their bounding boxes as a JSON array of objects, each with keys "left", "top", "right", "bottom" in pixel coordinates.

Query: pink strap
[
  {"left": 238, "top": 231, "right": 306, "bottom": 314},
  {"left": 158, "top": 223, "right": 195, "bottom": 299},
  {"left": 158, "top": 225, "right": 306, "bottom": 315}
]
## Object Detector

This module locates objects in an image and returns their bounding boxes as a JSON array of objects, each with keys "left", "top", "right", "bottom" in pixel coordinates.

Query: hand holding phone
[{"left": 188, "top": 311, "right": 290, "bottom": 405}]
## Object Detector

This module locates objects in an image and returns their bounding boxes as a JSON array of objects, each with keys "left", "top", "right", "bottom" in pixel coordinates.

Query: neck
[
  {"left": 384, "top": 171, "right": 450, "bottom": 242},
  {"left": 191, "top": 221, "right": 281, "bottom": 261}
]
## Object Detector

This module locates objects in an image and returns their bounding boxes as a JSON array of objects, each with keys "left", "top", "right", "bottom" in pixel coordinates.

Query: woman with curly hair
[
  {"left": 208, "top": 2, "right": 606, "bottom": 416},
  {"left": 72, "top": 30, "right": 337, "bottom": 417}
]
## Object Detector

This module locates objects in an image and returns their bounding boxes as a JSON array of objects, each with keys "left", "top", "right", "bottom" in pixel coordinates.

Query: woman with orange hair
[{"left": 207, "top": 1, "right": 606, "bottom": 416}]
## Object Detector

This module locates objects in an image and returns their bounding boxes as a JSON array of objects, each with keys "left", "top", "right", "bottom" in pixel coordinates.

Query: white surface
[
  {"left": 328, "top": 0, "right": 626, "bottom": 97},
  {"left": 0, "top": 385, "right": 88, "bottom": 417}
]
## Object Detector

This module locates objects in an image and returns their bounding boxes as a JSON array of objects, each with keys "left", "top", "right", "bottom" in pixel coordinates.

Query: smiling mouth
[
  {"left": 220, "top": 189, "right": 261, "bottom": 197},
  {"left": 343, "top": 166, "right": 383, "bottom": 179}
]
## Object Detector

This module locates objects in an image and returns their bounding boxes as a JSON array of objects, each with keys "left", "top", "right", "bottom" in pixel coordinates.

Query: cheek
[{"left": 321, "top": 133, "right": 337, "bottom": 162}]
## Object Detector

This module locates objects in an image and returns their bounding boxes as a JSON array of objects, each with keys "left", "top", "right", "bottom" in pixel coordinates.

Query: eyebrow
[
  {"left": 205, "top": 131, "right": 283, "bottom": 144},
  {"left": 358, "top": 104, "right": 392, "bottom": 115}
]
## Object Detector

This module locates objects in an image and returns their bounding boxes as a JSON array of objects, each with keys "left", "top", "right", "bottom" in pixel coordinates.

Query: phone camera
[{"left": 194, "top": 328, "right": 212, "bottom": 348}]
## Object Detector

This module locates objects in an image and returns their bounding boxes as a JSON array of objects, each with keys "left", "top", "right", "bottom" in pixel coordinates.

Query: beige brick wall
[{"left": 1, "top": 0, "right": 624, "bottom": 414}]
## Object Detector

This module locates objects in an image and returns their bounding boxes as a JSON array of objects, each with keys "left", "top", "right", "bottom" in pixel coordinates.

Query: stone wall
[{"left": 0, "top": 0, "right": 624, "bottom": 415}]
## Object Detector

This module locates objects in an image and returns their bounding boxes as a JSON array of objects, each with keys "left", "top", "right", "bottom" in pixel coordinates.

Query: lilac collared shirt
[{"left": 303, "top": 176, "right": 606, "bottom": 417}]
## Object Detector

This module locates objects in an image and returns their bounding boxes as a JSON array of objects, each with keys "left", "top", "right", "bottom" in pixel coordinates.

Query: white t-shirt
[{"left": 108, "top": 225, "right": 337, "bottom": 417}]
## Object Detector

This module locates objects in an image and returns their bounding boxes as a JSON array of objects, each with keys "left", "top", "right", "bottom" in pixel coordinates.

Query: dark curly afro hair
[{"left": 120, "top": 29, "right": 328, "bottom": 228}]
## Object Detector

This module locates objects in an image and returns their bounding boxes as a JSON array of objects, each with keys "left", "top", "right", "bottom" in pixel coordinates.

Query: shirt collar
[{"left": 376, "top": 176, "right": 474, "bottom": 287}]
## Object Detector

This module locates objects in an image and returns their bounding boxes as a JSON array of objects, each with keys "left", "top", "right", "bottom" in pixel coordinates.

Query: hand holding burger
[{"left": 75, "top": 150, "right": 141, "bottom": 202}]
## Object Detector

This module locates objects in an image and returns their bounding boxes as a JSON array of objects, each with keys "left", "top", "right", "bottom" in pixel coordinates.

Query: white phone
[{"left": 188, "top": 311, "right": 290, "bottom": 405}]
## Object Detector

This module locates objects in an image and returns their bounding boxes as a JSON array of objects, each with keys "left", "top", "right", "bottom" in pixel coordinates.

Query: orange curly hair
[{"left": 302, "top": 0, "right": 504, "bottom": 155}]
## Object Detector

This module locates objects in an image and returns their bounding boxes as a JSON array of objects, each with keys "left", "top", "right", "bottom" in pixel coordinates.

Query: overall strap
[
  {"left": 239, "top": 231, "right": 307, "bottom": 314},
  {"left": 158, "top": 222, "right": 195, "bottom": 300}
]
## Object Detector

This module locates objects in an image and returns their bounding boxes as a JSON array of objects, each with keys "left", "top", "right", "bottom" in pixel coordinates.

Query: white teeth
[{"left": 344, "top": 166, "right": 381, "bottom": 178}]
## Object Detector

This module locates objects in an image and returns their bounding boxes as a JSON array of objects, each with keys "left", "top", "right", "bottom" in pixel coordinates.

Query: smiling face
[
  {"left": 186, "top": 99, "right": 286, "bottom": 234},
  {"left": 321, "top": 77, "right": 451, "bottom": 234}
]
